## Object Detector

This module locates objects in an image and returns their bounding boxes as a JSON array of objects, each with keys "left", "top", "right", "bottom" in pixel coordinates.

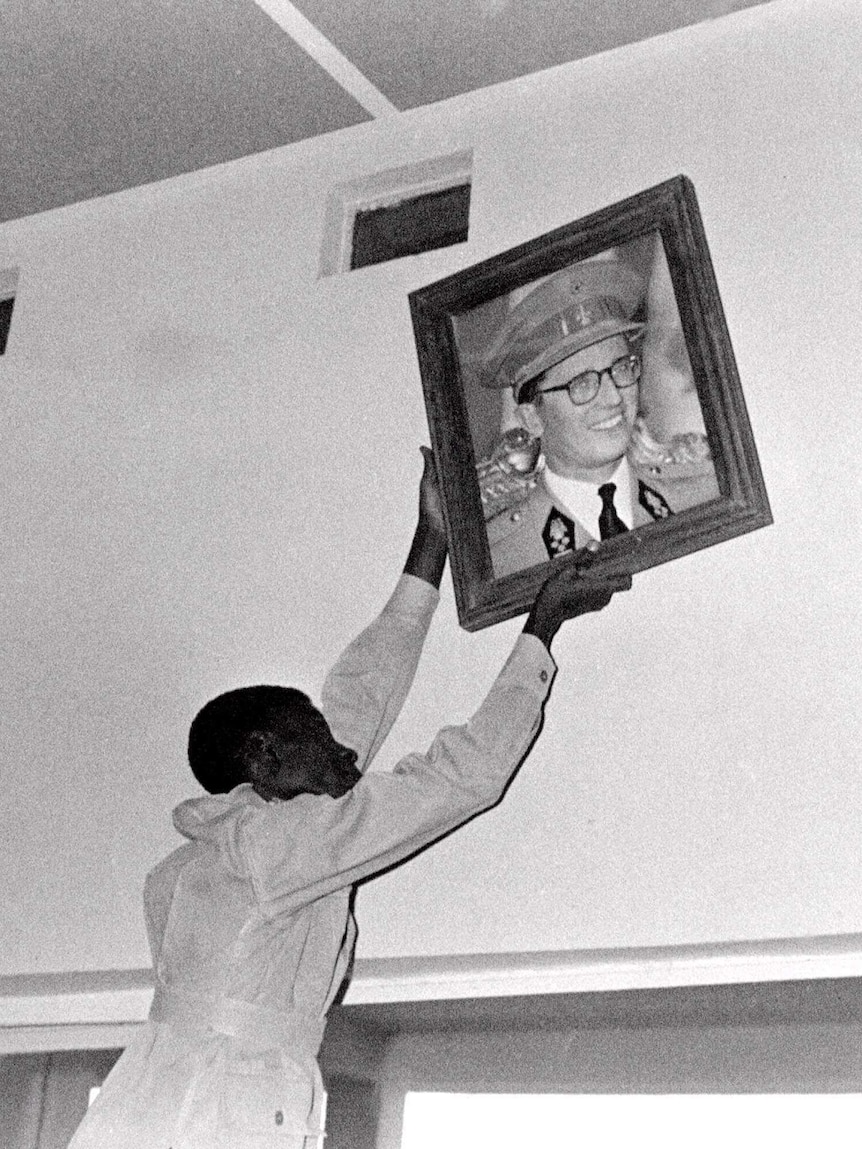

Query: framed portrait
[{"left": 409, "top": 175, "right": 771, "bottom": 631}]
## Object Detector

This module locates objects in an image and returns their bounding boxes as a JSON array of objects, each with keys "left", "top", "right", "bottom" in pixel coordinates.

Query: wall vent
[
  {"left": 350, "top": 182, "right": 470, "bottom": 270},
  {"left": 0, "top": 267, "right": 18, "bottom": 355},
  {"left": 320, "top": 151, "right": 472, "bottom": 277}
]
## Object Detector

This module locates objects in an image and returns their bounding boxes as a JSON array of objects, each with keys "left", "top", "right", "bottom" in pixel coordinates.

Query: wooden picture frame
[{"left": 409, "top": 176, "right": 772, "bottom": 631}]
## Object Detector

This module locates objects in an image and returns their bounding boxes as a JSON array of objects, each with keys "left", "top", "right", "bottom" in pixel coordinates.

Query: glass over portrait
[{"left": 452, "top": 234, "right": 720, "bottom": 580}]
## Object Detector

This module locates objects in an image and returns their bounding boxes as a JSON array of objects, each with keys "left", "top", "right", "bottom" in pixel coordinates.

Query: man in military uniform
[{"left": 479, "top": 259, "right": 719, "bottom": 579}]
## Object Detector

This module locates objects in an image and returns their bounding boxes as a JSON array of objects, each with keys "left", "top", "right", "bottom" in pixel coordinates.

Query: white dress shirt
[{"left": 543, "top": 457, "right": 634, "bottom": 538}]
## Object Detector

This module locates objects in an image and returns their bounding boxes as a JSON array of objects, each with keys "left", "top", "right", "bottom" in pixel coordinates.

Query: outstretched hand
[
  {"left": 418, "top": 445, "right": 446, "bottom": 538},
  {"left": 524, "top": 547, "right": 632, "bottom": 650},
  {"left": 404, "top": 447, "right": 448, "bottom": 589}
]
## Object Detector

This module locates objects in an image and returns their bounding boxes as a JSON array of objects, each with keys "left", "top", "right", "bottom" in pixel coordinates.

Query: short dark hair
[{"left": 188, "top": 685, "right": 313, "bottom": 794}]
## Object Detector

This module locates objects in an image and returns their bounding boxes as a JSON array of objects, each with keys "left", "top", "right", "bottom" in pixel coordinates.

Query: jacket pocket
[{"left": 216, "top": 1049, "right": 315, "bottom": 1143}]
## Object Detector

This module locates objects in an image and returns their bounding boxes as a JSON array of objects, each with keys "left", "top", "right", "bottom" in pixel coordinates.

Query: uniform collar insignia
[
  {"left": 638, "top": 481, "right": 672, "bottom": 520},
  {"left": 542, "top": 508, "right": 577, "bottom": 559}
]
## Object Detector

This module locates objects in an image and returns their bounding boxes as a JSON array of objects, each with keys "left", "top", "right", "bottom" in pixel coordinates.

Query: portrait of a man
[
  {"left": 455, "top": 234, "right": 720, "bottom": 579},
  {"left": 410, "top": 178, "right": 770, "bottom": 629}
]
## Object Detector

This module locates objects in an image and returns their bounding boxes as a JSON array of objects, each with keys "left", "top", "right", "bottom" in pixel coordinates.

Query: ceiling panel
[
  {"left": 0, "top": 0, "right": 369, "bottom": 223},
  {"left": 289, "top": 0, "right": 775, "bottom": 109},
  {"left": 1, "top": 0, "right": 778, "bottom": 225}
]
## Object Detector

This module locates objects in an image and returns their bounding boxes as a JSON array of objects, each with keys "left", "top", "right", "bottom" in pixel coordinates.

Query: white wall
[{"left": 1, "top": 0, "right": 860, "bottom": 984}]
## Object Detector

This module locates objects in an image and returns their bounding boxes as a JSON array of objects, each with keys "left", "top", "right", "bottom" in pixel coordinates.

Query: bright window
[{"left": 401, "top": 1092, "right": 862, "bottom": 1149}]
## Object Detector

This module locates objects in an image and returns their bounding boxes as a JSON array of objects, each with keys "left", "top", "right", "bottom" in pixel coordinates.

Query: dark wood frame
[{"left": 409, "top": 176, "right": 772, "bottom": 631}]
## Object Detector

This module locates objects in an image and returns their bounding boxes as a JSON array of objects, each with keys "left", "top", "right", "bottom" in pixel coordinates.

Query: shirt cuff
[
  {"left": 500, "top": 632, "right": 558, "bottom": 697},
  {"left": 384, "top": 573, "right": 440, "bottom": 623}
]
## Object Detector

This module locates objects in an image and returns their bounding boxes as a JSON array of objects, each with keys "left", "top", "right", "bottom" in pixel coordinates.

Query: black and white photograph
[{"left": 1, "top": 4, "right": 859, "bottom": 1149}]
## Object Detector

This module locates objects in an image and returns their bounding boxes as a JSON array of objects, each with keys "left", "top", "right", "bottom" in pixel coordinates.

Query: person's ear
[
  {"left": 245, "top": 732, "right": 281, "bottom": 787},
  {"left": 515, "top": 401, "right": 544, "bottom": 440}
]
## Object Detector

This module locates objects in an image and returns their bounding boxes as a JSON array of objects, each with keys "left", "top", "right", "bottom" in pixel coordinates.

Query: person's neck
[{"left": 544, "top": 456, "right": 624, "bottom": 485}]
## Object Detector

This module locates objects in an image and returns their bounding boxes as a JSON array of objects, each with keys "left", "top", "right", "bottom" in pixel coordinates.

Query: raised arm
[
  {"left": 320, "top": 449, "right": 448, "bottom": 770},
  {"left": 243, "top": 557, "right": 632, "bottom": 914}
]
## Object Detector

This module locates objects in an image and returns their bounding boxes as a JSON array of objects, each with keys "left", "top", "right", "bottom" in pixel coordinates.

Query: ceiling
[{"left": 2, "top": 0, "right": 777, "bottom": 226}]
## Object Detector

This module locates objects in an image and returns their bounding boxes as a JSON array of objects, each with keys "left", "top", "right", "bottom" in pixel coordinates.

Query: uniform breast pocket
[{"left": 216, "top": 1050, "right": 315, "bottom": 1146}]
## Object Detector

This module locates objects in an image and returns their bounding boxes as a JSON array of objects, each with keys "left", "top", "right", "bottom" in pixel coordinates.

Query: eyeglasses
[{"left": 537, "top": 353, "right": 641, "bottom": 406}]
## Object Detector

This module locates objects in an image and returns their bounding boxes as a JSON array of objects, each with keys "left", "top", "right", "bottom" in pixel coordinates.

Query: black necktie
[{"left": 598, "top": 482, "right": 629, "bottom": 539}]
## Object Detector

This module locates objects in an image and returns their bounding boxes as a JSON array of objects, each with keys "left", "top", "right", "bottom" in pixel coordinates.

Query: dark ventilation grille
[
  {"left": 350, "top": 183, "right": 471, "bottom": 270},
  {"left": 0, "top": 296, "right": 14, "bottom": 355}
]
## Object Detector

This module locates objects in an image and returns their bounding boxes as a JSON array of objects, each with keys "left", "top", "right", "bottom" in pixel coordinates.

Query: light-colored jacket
[{"left": 69, "top": 575, "right": 555, "bottom": 1148}]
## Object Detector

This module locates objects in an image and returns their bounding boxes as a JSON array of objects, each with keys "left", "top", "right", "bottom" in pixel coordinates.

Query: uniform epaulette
[
  {"left": 476, "top": 428, "right": 542, "bottom": 522},
  {"left": 628, "top": 418, "right": 714, "bottom": 479}
]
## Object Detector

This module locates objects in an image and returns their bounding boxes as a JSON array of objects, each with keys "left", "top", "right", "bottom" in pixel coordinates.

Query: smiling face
[
  {"left": 520, "top": 335, "right": 639, "bottom": 482},
  {"left": 251, "top": 701, "right": 362, "bottom": 801}
]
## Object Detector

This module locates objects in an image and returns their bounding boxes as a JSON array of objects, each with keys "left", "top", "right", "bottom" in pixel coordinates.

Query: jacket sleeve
[
  {"left": 240, "top": 634, "right": 556, "bottom": 916},
  {"left": 320, "top": 574, "right": 439, "bottom": 772}
]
